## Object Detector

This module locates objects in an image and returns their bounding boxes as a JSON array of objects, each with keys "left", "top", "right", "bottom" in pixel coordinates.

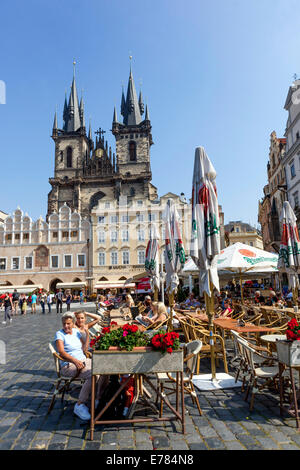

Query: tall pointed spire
[
  {"left": 63, "top": 92, "right": 68, "bottom": 130},
  {"left": 80, "top": 93, "right": 85, "bottom": 128},
  {"left": 121, "top": 86, "right": 126, "bottom": 116},
  {"left": 88, "top": 120, "right": 92, "bottom": 140},
  {"left": 113, "top": 106, "right": 118, "bottom": 123},
  {"left": 65, "top": 60, "right": 81, "bottom": 132},
  {"left": 52, "top": 109, "right": 58, "bottom": 134},
  {"left": 139, "top": 90, "right": 144, "bottom": 115},
  {"left": 123, "top": 64, "right": 142, "bottom": 126},
  {"left": 145, "top": 104, "right": 150, "bottom": 121}
]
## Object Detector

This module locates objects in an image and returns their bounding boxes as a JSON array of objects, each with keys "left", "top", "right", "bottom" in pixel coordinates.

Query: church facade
[{"left": 47, "top": 66, "right": 158, "bottom": 220}]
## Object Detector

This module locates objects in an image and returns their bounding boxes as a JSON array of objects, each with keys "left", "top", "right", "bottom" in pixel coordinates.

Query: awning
[
  {"left": 0, "top": 284, "right": 43, "bottom": 294},
  {"left": 94, "top": 282, "right": 136, "bottom": 289},
  {"left": 56, "top": 282, "right": 87, "bottom": 289}
]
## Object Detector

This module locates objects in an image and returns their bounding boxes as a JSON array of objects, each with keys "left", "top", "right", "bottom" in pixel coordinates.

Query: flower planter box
[
  {"left": 276, "top": 340, "right": 300, "bottom": 366},
  {"left": 92, "top": 347, "right": 183, "bottom": 375}
]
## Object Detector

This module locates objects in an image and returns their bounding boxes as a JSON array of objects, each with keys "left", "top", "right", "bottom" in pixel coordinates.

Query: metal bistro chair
[
  {"left": 47, "top": 342, "right": 89, "bottom": 414},
  {"left": 236, "top": 335, "right": 284, "bottom": 411},
  {"left": 156, "top": 340, "right": 203, "bottom": 416}
]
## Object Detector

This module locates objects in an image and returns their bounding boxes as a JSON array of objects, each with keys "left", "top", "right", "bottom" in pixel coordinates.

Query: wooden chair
[
  {"left": 156, "top": 340, "right": 203, "bottom": 416},
  {"left": 47, "top": 342, "right": 88, "bottom": 414},
  {"left": 180, "top": 319, "right": 228, "bottom": 374}
]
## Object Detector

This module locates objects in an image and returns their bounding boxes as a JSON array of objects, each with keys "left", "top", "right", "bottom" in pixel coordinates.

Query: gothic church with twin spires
[{"left": 47, "top": 66, "right": 158, "bottom": 219}]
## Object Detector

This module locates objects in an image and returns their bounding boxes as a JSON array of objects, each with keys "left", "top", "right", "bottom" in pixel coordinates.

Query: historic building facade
[
  {"left": 258, "top": 131, "right": 286, "bottom": 252},
  {"left": 281, "top": 80, "right": 300, "bottom": 225},
  {"left": 90, "top": 192, "right": 192, "bottom": 290},
  {"left": 224, "top": 221, "right": 263, "bottom": 249},
  {"left": 0, "top": 205, "right": 91, "bottom": 292}
]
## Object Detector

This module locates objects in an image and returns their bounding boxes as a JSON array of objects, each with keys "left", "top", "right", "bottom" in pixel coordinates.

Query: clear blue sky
[{"left": 0, "top": 0, "right": 299, "bottom": 226}]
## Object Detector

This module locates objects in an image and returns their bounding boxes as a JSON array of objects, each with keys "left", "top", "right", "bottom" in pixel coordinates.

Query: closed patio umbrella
[
  {"left": 190, "top": 146, "right": 221, "bottom": 379},
  {"left": 145, "top": 223, "right": 160, "bottom": 301},
  {"left": 278, "top": 201, "right": 300, "bottom": 303},
  {"left": 163, "top": 199, "right": 186, "bottom": 330}
]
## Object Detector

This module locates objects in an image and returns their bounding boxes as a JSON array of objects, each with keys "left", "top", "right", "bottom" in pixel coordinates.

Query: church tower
[
  {"left": 112, "top": 64, "right": 153, "bottom": 185},
  {"left": 48, "top": 64, "right": 92, "bottom": 216}
]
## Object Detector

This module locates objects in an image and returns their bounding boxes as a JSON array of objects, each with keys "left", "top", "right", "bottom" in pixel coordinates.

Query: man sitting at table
[{"left": 55, "top": 312, "right": 107, "bottom": 421}]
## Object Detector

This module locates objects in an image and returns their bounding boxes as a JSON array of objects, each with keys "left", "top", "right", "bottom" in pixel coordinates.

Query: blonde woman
[
  {"left": 120, "top": 294, "right": 135, "bottom": 320},
  {"left": 142, "top": 301, "right": 167, "bottom": 326},
  {"left": 74, "top": 310, "right": 103, "bottom": 347}
]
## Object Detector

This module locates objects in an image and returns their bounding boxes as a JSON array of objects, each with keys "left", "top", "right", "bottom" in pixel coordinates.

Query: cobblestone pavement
[{"left": 0, "top": 306, "right": 299, "bottom": 451}]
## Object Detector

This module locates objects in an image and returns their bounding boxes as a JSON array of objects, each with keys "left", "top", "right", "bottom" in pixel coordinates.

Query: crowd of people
[{"left": 0, "top": 288, "right": 86, "bottom": 324}]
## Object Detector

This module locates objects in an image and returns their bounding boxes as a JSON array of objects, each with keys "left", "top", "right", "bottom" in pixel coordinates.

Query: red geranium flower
[{"left": 102, "top": 327, "right": 111, "bottom": 335}]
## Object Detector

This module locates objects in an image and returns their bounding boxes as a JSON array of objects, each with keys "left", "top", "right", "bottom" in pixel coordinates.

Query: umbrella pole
[
  {"left": 204, "top": 275, "right": 216, "bottom": 380},
  {"left": 293, "top": 287, "right": 298, "bottom": 305},
  {"left": 154, "top": 286, "right": 159, "bottom": 302},
  {"left": 240, "top": 273, "right": 244, "bottom": 304},
  {"left": 168, "top": 291, "right": 174, "bottom": 332}
]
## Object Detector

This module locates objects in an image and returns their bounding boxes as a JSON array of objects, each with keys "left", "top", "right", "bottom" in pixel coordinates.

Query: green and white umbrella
[
  {"left": 190, "top": 147, "right": 221, "bottom": 296},
  {"left": 145, "top": 223, "right": 160, "bottom": 297},
  {"left": 164, "top": 199, "right": 186, "bottom": 294},
  {"left": 278, "top": 201, "right": 300, "bottom": 298},
  {"left": 190, "top": 146, "right": 221, "bottom": 380},
  {"left": 163, "top": 199, "right": 185, "bottom": 329}
]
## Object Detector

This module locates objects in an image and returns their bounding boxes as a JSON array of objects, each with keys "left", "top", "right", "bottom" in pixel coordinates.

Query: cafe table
[
  {"left": 213, "top": 318, "right": 276, "bottom": 334},
  {"left": 260, "top": 334, "right": 286, "bottom": 353}
]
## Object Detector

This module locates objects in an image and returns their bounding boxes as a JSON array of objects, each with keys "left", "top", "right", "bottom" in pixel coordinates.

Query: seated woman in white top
[{"left": 55, "top": 313, "right": 107, "bottom": 421}]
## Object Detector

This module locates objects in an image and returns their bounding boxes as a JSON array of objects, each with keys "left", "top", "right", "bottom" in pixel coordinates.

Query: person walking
[
  {"left": 2, "top": 292, "right": 13, "bottom": 325},
  {"left": 79, "top": 290, "right": 84, "bottom": 305},
  {"left": 31, "top": 292, "right": 37, "bottom": 314},
  {"left": 66, "top": 291, "right": 72, "bottom": 311},
  {"left": 40, "top": 292, "right": 47, "bottom": 314},
  {"left": 47, "top": 292, "right": 52, "bottom": 313},
  {"left": 19, "top": 294, "right": 26, "bottom": 315},
  {"left": 12, "top": 289, "right": 19, "bottom": 315},
  {"left": 56, "top": 289, "right": 63, "bottom": 314}
]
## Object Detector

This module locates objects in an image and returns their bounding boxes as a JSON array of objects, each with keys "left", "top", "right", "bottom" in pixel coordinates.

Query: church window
[
  {"left": 130, "top": 134, "right": 134, "bottom": 139},
  {"left": 129, "top": 141, "right": 137, "bottom": 161},
  {"left": 130, "top": 187, "right": 135, "bottom": 197},
  {"left": 60, "top": 151, "right": 63, "bottom": 162},
  {"left": 66, "top": 147, "right": 73, "bottom": 168}
]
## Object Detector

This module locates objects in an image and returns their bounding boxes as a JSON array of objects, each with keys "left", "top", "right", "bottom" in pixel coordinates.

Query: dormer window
[
  {"left": 129, "top": 141, "right": 136, "bottom": 161},
  {"left": 66, "top": 147, "right": 73, "bottom": 168}
]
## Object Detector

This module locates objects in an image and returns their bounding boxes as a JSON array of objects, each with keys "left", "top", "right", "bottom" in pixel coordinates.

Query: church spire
[
  {"left": 52, "top": 109, "right": 58, "bottom": 136},
  {"left": 123, "top": 66, "right": 142, "bottom": 126},
  {"left": 80, "top": 93, "right": 85, "bottom": 129},
  {"left": 121, "top": 86, "right": 126, "bottom": 117},
  {"left": 63, "top": 92, "right": 68, "bottom": 130},
  {"left": 139, "top": 90, "right": 144, "bottom": 115},
  {"left": 65, "top": 61, "right": 81, "bottom": 133},
  {"left": 145, "top": 104, "right": 150, "bottom": 121},
  {"left": 113, "top": 106, "right": 118, "bottom": 123}
]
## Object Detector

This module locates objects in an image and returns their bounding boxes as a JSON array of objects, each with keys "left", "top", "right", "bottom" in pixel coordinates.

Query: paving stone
[
  {"left": 224, "top": 440, "right": 246, "bottom": 450},
  {"left": 254, "top": 437, "right": 281, "bottom": 450},
  {"left": 84, "top": 441, "right": 101, "bottom": 450},
  {"left": 238, "top": 434, "right": 263, "bottom": 450},
  {"left": 189, "top": 442, "right": 208, "bottom": 450},
  {"left": 153, "top": 436, "right": 170, "bottom": 448},
  {"left": 48, "top": 443, "right": 66, "bottom": 450},
  {"left": 136, "top": 442, "right": 153, "bottom": 450},
  {"left": 204, "top": 437, "right": 226, "bottom": 450}
]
